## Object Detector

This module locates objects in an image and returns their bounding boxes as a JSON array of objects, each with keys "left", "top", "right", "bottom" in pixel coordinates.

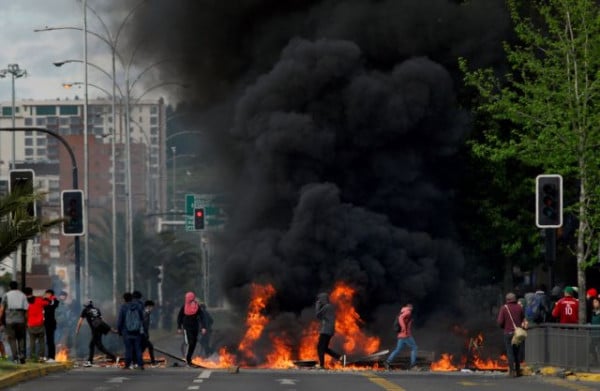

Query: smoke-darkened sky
[{"left": 122, "top": 0, "right": 511, "bottom": 323}]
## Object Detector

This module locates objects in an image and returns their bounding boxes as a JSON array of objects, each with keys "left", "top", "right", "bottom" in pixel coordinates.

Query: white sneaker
[
  {"left": 45, "top": 358, "right": 57, "bottom": 363},
  {"left": 83, "top": 361, "right": 92, "bottom": 367},
  {"left": 340, "top": 354, "right": 347, "bottom": 367}
]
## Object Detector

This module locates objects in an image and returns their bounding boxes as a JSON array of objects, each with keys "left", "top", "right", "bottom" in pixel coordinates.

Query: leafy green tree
[
  {"left": 460, "top": 0, "right": 600, "bottom": 322},
  {"left": 0, "top": 188, "right": 61, "bottom": 262}
]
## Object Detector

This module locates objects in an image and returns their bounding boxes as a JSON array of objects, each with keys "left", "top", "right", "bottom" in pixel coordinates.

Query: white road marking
[
  {"left": 193, "top": 379, "right": 204, "bottom": 383},
  {"left": 277, "top": 379, "right": 297, "bottom": 385},
  {"left": 198, "top": 370, "right": 212, "bottom": 379},
  {"left": 187, "top": 387, "right": 200, "bottom": 390},
  {"left": 105, "top": 377, "right": 129, "bottom": 383}
]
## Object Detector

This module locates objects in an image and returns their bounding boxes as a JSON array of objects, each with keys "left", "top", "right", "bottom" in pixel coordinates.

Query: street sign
[{"left": 184, "top": 194, "right": 227, "bottom": 231}]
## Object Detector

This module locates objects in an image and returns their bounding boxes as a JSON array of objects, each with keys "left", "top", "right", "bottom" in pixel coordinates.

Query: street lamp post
[
  {"left": 0, "top": 63, "right": 28, "bottom": 277},
  {"left": 171, "top": 146, "right": 176, "bottom": 212}
]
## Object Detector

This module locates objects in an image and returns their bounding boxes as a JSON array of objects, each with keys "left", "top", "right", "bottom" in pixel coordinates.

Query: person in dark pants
[
  {"left": 177, "top": 292, "right": 207, "bottom": 366},
  {"left": 43, "top": 289, "right": 60, "bottom": 362},
  {"left": 497, "top": 292, "right": 528, "bottom": 377},
  {"left": 142, "top": 300, "right": 157, "bottom": 366},
  {"left": 117, "top": 292, "right": 145, "bottom": 370},
  {"left": 0, "top": 281, "right": 29, "bottom": 364},
  {"left": 76, "top": 301, "right": 117, "bottom": 367},
  {"left": 315, "top": 292, "right": 345, "bottom": 369}
]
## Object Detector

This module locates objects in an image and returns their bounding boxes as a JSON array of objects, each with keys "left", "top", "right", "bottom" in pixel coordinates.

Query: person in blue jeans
[
  {"left": 117, "top": 292, "right": 145, "bottom": 370},
  {"left": 384, "top": 304, "right": 417, "bottom": 370}
]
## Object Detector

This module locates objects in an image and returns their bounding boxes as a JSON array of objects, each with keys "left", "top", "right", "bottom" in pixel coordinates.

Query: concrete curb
[
  {"left": 535, "top": 366, "right": 600, "bottom": 383},
  {"left": 0, "top": 362, "right": 73, "bottom": 389}
]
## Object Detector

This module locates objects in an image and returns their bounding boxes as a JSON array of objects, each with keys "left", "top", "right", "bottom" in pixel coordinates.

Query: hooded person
[
  {"left": 383, "top": 304, "right": 418, "bottom": 370},
  {"left": 76, "top": 300, "right": 117, "bottom": 367},
  {"left": 315, "top": 292, "right": 345, "bottom": 369},
  {"left": 177, "top": 292, "right": 207, "bottom": 366}
]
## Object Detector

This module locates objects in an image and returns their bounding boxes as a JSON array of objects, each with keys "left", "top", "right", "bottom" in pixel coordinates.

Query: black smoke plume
[{"left": 122, "top": 0, "right": 512, "bottom": 348}]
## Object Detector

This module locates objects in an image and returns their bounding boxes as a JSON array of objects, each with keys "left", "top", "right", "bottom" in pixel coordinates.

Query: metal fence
[{"left": 524, "top": 324, "right": 600, "bottom": 371}]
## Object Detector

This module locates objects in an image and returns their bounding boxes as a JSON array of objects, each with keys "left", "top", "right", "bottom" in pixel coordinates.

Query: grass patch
[{"left": 0, "top": 360, "right": 50, "bottom": 376}]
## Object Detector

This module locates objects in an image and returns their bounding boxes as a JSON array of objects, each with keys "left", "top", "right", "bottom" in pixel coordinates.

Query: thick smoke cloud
[{"left": 123, "top": 0, "right": 511, "bottom": 324}]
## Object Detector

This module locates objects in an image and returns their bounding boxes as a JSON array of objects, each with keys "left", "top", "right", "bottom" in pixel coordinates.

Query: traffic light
[
  {"left": 61, "top": 190, "right": 85, "bottom": 236},
  {"left": 536, "top": 174, "right": 563, "bottom": 228},
  {"left": 9, "top": 169, "right": 35, "bottom": 217},
  {"left": 194, "top": 208, "right": 205, "bottom": 230}
]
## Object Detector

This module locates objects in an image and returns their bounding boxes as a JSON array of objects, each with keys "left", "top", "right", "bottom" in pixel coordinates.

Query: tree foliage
[{"left": 460, "top": 0, "right": 600, "bottom": 322}]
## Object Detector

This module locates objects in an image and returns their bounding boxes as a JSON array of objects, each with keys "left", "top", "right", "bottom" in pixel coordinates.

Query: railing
[{"left": 525, "top": 324, "right": 600, "bottom": 371}]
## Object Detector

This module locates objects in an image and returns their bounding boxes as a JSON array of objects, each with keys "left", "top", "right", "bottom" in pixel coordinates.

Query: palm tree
[{"left": 0, "top": 188, "right": 62, "bottom": 261}]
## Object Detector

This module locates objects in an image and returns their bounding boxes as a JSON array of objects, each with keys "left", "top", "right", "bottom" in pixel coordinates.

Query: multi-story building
[{"left": 0, "top": 97, "right": 168, "bottom": 282}]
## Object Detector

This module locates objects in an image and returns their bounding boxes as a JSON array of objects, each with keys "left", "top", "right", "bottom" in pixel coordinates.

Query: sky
[{"left": 0, "top": 0, "right": 173, "bottom": 104}]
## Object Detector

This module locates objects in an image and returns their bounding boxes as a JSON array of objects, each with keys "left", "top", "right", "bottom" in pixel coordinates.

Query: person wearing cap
[
  {"left": 551, "top": 286, "right": 579, "bottom": 324},
  {"left": 586, "top": 288, "right": 598, "bottom": 323},
  {"left": 497, "top": 292, "right": 527, "bottom": 377}
]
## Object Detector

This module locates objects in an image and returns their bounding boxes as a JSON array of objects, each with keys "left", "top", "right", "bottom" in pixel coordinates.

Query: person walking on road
[
  {"left": 177, "top": 292, "right": 207, "bottom": 366},
  {"left": 383, "top": 304, "right": 418, "bottom": 370},
  {"left": 315, "top": 292, "right": 345, "bottom": 369},
  {"left": 117, "top": 292, "right": 145, "bottom": 370},
  {"left": 141, "top": 300, "right": 158, "bottom": 367},
  {"left": 497, "top": 292, "right": 527, "bottom": 377},
  {"left": 0, "top": 281, "right": 29, "bottom": 364},
  {"left": 76, "top": 301, "right": 117, "bottom": 367}
]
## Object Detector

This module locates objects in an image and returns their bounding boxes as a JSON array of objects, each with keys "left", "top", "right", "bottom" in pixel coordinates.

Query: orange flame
[
  {"left": 431, "top": 331, "right": 508, "bottom": 371},
  {"left": 430, "top": 353, "right": 459, "bottom": 371},
  {"left": 237, "top": 283, "right": 276, "bottom": 361},
  {"left": 192, "top": 346, "right": 237, "bottom": 368},
  {"left": 55, "top": 347, "right": 69, "bottom": 362},
  {"left": 261, "top": 334, "right": 295, "bottom": 368}
]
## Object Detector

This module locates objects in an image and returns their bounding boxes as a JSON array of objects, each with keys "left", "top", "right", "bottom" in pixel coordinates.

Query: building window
[
  {"left": 25, "top": 148, "right": 34, "bottom": 156},
  {"left": 2, "top": 107, "right": 11, "bottom": 116},
  {"left": 36, "top": 117, "right": 46, "bottom": 126},
  {"left": 59, "top": 105, "right": 78, "bottom": 115},
  {"left": 25, "top": 138, "right": 33, "bottom": 146},
  {"left": 150, "top": 106, "right": 158, "bottom": 114},
  {"left": 47, "top": 116, "right": 58, "bottom": 125},
  {"left": 37, "top": 148, "right": 46, "bottom": 156},
  {"left": 36, "top": 106, "right": 56, "bottom": 115},
  {"left": 24, "top": 118, "right": 33, "bottom": 126},
  {"left": 70, "top": 116, "right": 81, "bottom": 125},
  {"left": 150, "top": 117, "right": 158, "bottom": 125},
  {"left": 94, "top": 116, "right": 103, "bottom": 125},
  {"left": 37, "top": 137, "right": 47, "bottom": 146},
  {"left": 59, "top": 117, "right": 69, "bottom": 125},
  {"left": 150, "top": 126, "right": 158, "bottom": 135}
]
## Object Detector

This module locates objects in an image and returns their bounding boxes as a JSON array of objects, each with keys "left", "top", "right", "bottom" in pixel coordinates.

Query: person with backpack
[
  {"left": 76, "top": 300, "right": 117, "bottom": 367},
  {"left": 383, "top": 304, "right": 418, "bottom": 371},
  {"left": 177, "top": 292, "right": 208, "bottom": 366},
  {"left": 117, "top": 292, "right": 145, "bottom": 370},
  {"left": 524, "top": 286, "right": 550, "bottom": 326}
]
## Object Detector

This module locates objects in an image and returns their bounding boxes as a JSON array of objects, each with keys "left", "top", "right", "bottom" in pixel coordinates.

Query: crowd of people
[
  {"left": 0, "top": 282, "right": 214, "bottom": 369},
  {"left": 498, "top": 283, "right": 600, "bottom": 377}
]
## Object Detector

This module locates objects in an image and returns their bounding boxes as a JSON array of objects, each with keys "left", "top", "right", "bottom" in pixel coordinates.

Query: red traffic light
[{"left": 196, "top": 210, "right": 204, "bottom": 217}]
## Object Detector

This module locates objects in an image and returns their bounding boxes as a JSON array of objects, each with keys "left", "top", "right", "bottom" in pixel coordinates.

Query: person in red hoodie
[
  {"left": 24, "top": 287, "right": 48, "bottom": 362},
  {"left": 552, "top": 286, "right": 579, "bottom": 324},
  {"left": 383, "top": 304, "right": 418, "bottom": 370}
]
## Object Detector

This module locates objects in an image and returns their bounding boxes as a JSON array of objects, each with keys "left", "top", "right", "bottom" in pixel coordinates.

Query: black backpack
[{"left": 393, "top": 316, "right": 401, "bottom": 332}]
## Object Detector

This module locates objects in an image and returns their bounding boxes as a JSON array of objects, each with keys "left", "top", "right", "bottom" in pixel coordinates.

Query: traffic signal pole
[{"left": 0, "top": 127, "right": 81, "bottom": 308}]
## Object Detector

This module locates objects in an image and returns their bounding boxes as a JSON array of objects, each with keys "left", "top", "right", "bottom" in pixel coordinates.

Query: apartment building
[{"left": 0, "top": 97, "right": 167, "bottom": 276}]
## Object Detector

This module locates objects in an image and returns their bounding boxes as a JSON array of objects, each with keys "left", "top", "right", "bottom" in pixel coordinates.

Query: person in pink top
[
  {"left": 552, "top": 286, "right": 579, "bottom": 324},
  {"left": 383, "top": 304, "right": 417, "bottom": 370},
  {"left": 497, "top": 292, "right": 527, "bottom": 377}
]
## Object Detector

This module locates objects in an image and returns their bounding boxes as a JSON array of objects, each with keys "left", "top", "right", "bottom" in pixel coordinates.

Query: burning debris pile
[{"left": 192, "top": 282, "right": 381, "bottom": 369}]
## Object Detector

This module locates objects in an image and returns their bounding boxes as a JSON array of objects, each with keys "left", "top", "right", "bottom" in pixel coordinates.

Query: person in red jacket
[
  {"left": 383, "top": 304, "right": 418, "bottom": 370},
  {"left": 24, "top": 287, "right": 48, "bottom": 362},
  {"left": 552, "top": 286, "right": 579, "bottom": 324}
]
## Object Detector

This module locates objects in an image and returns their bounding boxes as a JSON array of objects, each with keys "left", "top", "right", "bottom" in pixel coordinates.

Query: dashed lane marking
[
  {"left": 362, "top": 372, "right": 406, "bottom": 391},
  {"left": 198, "top": 370, "right": 212, "bottom": 379}
]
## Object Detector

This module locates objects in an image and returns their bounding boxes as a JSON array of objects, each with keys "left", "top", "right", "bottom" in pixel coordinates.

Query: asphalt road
[{"left": 4, "top": 366, "right": 599, "bottom": 391}]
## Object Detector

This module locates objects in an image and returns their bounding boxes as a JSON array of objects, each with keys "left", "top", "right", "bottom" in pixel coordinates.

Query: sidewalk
[{"left": 0, "top": 361, "right": 73, "bottom": 389}]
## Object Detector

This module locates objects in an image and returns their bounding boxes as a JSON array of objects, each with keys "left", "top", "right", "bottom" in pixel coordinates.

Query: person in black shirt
[
  {"left": 177, "top": 292, "right": 207, "bottom": 366},
  {"left": 43, "top": 289, "right": 60, "bottom": 362},
  {"left": 75, "top": 301, "right": 116, "bottom": 367}
]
